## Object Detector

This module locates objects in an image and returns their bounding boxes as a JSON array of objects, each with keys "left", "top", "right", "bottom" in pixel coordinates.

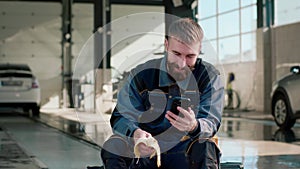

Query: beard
[{"left": 167, "top": 61, "right": 191, "bottom": 82}]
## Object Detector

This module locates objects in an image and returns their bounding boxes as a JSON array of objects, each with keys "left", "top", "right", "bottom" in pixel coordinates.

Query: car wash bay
[
  {"left": 1, "top": 1, "right": 300, "bottom": 169},
  {"left": 0, "top": 109, "right": 299, "bottom": 169}
]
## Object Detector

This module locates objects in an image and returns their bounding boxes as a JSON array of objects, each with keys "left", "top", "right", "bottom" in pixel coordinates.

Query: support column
[
  {"left": 61, "top": 0, "right": 73, "bottom": 108},
  {"left": 94, "top": 0, "right": 113, "bottom": 114},
  {"left": 256, "top": 0, "right": 275, "bottom": 113}
]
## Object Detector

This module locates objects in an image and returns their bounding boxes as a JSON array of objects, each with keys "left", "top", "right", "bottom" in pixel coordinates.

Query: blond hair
[{"left": 168, "top": 18, "right": 204, "bottom": 44}]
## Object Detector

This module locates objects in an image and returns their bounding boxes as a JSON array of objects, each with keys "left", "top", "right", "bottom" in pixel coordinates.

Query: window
[
  {"left": 218, "top": 11, "right": 239, "bottom": 37},
  {"left": 241, "top": 0, "right": 256, "bottom": 7},
  {"left": 198, "top": 0, "right": 257, "bottom": 64},
  {"left": 275, "top": 0, "right": 300, "bottom": 26},
  {"left": 241, "top": 33, "right": 256, "bottom": 62},
  {"left": 200, "top": 18, "right": 217, "bottom": 40},
  {"left": 202, "top": 39, "right": 218, "bottom": 63},
  {"left": 218, "top": 0, "right": 239, "bottom": 13},
  {"left": 199, "top": 0, "right": 216, "bottom": 18},
  {"left": 219, "top": 36, "right": 240, "bottom": 63},
  {"left": 241, "top": 6, "right": 257, "bottom": 33}
]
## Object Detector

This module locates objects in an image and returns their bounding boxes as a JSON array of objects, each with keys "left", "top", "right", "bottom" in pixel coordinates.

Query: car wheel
[
  {"left": 23, "top": 107, "right": 30, "bottom": 113},
  {"left": 31, "top": 105, "right": 40, "bottom": 117},
  {"left": 273, "top": 94, "right": 296, "bottom": 129}
]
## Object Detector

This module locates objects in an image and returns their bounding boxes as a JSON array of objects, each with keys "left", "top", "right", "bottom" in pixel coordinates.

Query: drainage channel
[{"left": 0, "top": 126, "right": 48, "bottom": 169}]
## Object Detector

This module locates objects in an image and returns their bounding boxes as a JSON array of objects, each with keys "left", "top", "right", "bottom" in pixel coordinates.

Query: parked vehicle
[
  {"left": 271, "top": 66, "right": 300, "bottom": 129},
  {"left": 0, "top": 63, "right": 40, "bottom": 116}
]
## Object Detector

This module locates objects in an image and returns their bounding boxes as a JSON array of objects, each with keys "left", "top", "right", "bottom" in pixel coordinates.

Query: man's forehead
[
  {"left": 168, "top": 36, "right": 201, "bottom": 53},
  {"left": 168, "top": 36, "right": 200, "bottom": 46},
  {"left": 168, "top": 36, "right": 187, "bottom": 44}
]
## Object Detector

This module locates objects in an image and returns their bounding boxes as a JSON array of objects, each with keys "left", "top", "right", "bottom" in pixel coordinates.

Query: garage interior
[
  {"left": 1, "top": 0, "right": 299, "bottom": 114},
  {"left": 0, "top": 0, "right": 300, "bottom": 169}
]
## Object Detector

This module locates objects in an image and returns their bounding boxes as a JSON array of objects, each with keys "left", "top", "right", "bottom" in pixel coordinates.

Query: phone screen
[{"left": 170, "top": 97, "right": 191, "bottom": 115}]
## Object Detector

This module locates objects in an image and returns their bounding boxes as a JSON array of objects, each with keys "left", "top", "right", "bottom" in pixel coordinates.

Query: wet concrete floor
[
  {"left": 0, "top": 126, "right": 42, "bottom": 169},
  {"left": 37, "top": 109, "right": 300, "bottom": 169},
  {"left": 0, "top": 112, "right": 102, "bottom": 169}
]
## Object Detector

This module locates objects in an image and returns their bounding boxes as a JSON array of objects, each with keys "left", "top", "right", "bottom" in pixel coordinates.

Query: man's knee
[
  {"left": 100, "top": 135, "right": 134, "bottom": 169},
  {"left": 101, "top": 135, "right": 133, "bottom": 159},
  {"left": 186, "top": 139, "right": 221, "bottom": 169}
]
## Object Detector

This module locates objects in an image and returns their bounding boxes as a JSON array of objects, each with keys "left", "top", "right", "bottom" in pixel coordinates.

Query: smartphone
[{"left": 169, "top": 97, "right": 191, "bottom": 115}]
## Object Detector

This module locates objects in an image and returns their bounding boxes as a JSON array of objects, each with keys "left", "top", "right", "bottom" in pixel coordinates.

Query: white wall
[
  {"left": 0, "top": 2, "right": 97, "bottom": 108},
  {"left": 221, "top": 62, "right": 257, "bottom": 110},
  {"left": 110, "top": 5, "right": 165, "bottom": 74},
  {"left": 72, "top": 3, "right": 94, "bottom": 71},
  {"left": 272, "top": 22, "right": 300, "bottom": 81},
  {"left": 0, "top": 2, "right": 62, "bottom": 106}
]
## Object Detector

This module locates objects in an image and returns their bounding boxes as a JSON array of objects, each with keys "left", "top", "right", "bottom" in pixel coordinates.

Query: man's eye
[
  {"left": 187, "top": 55, "right": 196, "bottom": 59},
  {"left": 173, "top": 52, "right": 180, "bottom": 56}
]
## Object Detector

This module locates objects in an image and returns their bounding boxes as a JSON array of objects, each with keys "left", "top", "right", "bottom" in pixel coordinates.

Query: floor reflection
[
  {"left": 256, "top": 155, "right": 300, "bottom": 169},
  {"left": 38, "top": 110, "right": 300, "bottom": 147},
  {"left": 218, "top": 117, "right": 300, "bottom": 145},
  {"left": 273, "top": 128, "right": 297, "bottom": 143},
  {"left": 38, "top": 113, "right": 112, "bottom": 147},
  {"left": 223, "top": 155, "right": 300, "bottom": 169}
]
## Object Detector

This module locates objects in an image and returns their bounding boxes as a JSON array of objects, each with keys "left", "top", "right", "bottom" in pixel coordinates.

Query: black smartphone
[{"left": 169, "top": 97, "right": 191, "bottom": 115}]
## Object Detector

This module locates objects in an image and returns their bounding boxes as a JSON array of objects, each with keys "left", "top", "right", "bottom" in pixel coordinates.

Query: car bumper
[
  {"left": 293, "top": 110, "right": 300, "bottom": 118},
  {"left": 0, "top": 102, "right": 39, "bottom": 109},
  {"left": 0, "top": 89, "right": 40, "bottom": 105}
]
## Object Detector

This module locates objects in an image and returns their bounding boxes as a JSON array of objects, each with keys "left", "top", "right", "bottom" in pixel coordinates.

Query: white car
[
  {"left": 271, "top": 66, "right": 300, "bottom": 129},
  {"left": 0, "top": 63, "right": 41, "bottom": 116}
]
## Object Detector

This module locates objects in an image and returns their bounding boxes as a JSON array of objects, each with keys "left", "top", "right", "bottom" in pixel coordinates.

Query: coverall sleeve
[
  {"left": 110, "top": 73, "right": 144, "bottom": 138},
  {"left": 196, "top": 74, "right": 224, "bottom": 138}
]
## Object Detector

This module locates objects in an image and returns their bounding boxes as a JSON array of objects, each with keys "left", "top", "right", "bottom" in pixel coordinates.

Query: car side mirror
[{"left": 290, "top": 66, "right": 300, "bottom": 74}]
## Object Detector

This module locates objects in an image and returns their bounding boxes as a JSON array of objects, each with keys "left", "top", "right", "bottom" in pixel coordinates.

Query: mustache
[{"left": 167, "top": 62, "right": 192, "bottom": 71}]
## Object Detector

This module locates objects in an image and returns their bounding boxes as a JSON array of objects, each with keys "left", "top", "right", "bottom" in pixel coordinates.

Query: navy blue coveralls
[{"left": 101, "top": 57, "right": 224, "bottom": 169}]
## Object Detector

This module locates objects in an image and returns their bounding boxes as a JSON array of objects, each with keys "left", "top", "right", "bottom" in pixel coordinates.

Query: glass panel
[
  {"left": 219, "top": 36, "right": 240, "bottom": 63},
  {"left": 199, "top": 17, "right": 217, "bottom": 40},
  {"left": 241, "top": 33, "right": 256, "bottom": 62},
  {"left": 241, "top": 0, "right": 256, "bottom": 7},
  {"left": 218, "top": 11, "right": 239, "bottom": 37},
  {"left": 241, "top": 6, "right": 257, "bottom": 33},
  {"left": 218, "top": 0, "right": 239, "bottom": 13},
  {"left": 201, "top": 39, "right": 218, "bottom": 64},
  {"left": 275, "top": 0, "right": 300, "bottom": 26},
  {"left": 198, "top": 0, "right": 216, "bottom": 19}
]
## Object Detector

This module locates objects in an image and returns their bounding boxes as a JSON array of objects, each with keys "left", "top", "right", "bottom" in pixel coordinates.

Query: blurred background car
[
  {"left": 0, "top": 63, "right": 40, "bottom": 116},
  {"left": 271, "top": 65, "right": 300, "bottom": 129}
]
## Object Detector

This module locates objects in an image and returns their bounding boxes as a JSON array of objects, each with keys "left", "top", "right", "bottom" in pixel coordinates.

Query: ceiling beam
[
  {"left": 0, "top": 0, "right": 163, "bottom": 5},
  {"left": 0, "top": 0, "right": 95, "bottom": 3},
  {"left": 111, "top": 0, "right": 163, "bottom": 6}
]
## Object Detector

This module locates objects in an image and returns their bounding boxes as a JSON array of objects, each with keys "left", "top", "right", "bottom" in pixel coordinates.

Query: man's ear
[{"left": 164, "top": 39, "right": 169, "bottom": 51}]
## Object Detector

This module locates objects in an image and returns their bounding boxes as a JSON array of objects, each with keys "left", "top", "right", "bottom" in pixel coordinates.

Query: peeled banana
[{"left": 134, "top": 137, "right": 161, "bottom": 168}]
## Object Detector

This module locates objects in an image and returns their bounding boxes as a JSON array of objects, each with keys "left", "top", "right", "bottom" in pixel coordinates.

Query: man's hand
[
  {"left": 133, "top": 129, "right": 155, "bottom": 157},
  {"left": 165, "top": 107, "right": 198, "bottom": 132}
]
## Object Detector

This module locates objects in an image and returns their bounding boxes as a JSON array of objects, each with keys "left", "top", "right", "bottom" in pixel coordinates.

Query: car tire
[
  {"left": 272, "top": 94, "right": 296, "bottom": 129},
  {"left": 23, "top": 107, "right": 30, "bottom": 113},
  {"left": 31, "top": 105, "right": 40, "bottom": 117}
]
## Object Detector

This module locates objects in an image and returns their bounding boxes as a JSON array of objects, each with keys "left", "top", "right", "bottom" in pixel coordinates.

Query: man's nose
[{"left": 177, "top": 57, "right": 187, "bottom": 68}]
